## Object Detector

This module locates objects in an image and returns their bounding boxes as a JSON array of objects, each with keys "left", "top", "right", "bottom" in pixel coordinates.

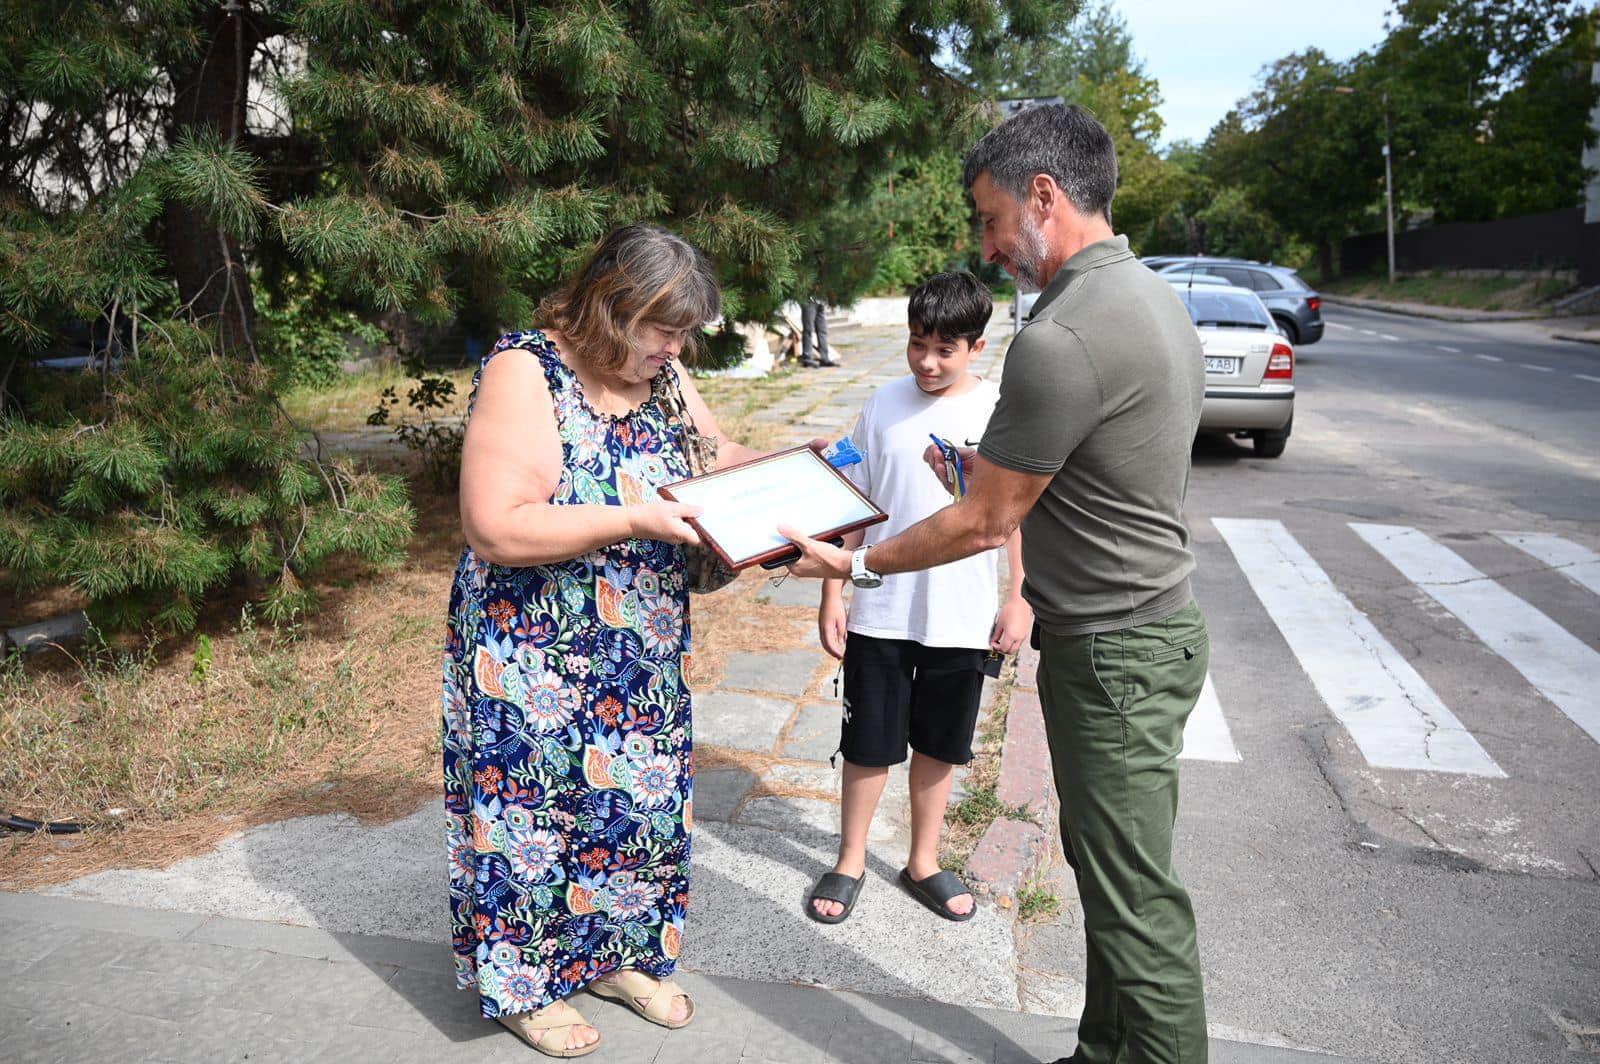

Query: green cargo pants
[{"left": 1036, "top": 600, "right": 1210, "bottom": 1064}]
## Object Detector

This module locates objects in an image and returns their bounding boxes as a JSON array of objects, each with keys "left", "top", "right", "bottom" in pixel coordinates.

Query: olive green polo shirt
[{"left": 978, "top": 236, "right": 1205, "bottom": 635}]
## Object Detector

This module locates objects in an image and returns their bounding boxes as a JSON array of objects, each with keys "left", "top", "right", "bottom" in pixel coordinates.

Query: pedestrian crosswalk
[{"left": 1178, "top": 520, "right": 1598, "bottom": 773}]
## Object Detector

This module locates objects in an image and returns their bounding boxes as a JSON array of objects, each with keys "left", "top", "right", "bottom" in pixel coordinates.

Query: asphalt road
[{"left": 1155, "top": 307, "right": 1600, "bottom": 1062}]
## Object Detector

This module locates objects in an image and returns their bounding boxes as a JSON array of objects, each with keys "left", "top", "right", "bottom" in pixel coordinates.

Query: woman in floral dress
[{"left": 443, "top": 225, "right": 760, "bottom": 1057}]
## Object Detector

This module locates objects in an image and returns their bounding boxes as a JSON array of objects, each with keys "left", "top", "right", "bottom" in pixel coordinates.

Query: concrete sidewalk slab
[
  {"left": 39, "top": 800, "right": 1005, "bottom": 1007},
  {"left": 696, "top": 691, "right": 795, "bottom": 751},
  {"left": 0, "top": 891, "right": 1363, "bottom": 1064}
]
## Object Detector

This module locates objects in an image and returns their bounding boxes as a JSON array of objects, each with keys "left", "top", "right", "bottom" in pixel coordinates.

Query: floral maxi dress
[{"left": 443, "top": 331, "right": 694, "bottom": 1019}]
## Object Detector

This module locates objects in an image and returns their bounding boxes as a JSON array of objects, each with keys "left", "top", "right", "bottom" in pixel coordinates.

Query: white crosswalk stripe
[
  {"left": 1351, "top": 524, "right": 1600, "bottom": 747},
  {"left": 1180, "top": 674, "right": 1242, "bottom": 763},
  {"left": 1212, "top": 518, "right": 1503, "bottom": 776},
  {"left": 1492, "top": 531, "right": 1600, "bottom": 598}
]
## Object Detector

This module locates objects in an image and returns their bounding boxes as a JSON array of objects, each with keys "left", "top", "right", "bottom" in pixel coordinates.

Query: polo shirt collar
[{"left": 1025, "top": 235, "right": 1132, "bottom": 321}]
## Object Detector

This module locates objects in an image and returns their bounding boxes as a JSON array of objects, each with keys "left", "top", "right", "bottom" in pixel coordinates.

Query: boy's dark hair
[
  {"left": 962, "top": 103, "right": 1118, "bottom": 226},
  {"left": 907, "top": 271, "right": 993, "bottom": 345}
]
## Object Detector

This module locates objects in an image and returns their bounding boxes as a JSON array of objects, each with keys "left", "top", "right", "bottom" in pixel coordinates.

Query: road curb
[
  {"left": 1321, "top": 293, "right": 1549, "bottom": 322},
  {"left": 1550, "top": 331, "right": 1600, "bottom": 345},
  {"left": 967, "top": 647, "right": 1055, "bottom": 903}
]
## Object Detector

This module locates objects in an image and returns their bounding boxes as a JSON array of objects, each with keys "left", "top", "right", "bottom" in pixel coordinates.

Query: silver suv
[{"left": 1156, "top": 258, "right": 1324, "bottom": 345}]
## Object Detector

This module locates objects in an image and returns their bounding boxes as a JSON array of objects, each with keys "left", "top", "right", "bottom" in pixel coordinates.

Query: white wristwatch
[{"left": 850, "top": 546, "right": 883, "bottom": 589}]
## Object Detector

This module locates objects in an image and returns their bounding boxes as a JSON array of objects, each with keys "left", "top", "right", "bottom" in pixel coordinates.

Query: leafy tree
[
  {"left": 1202, "top": 49, "right": 1384, "bottom": 277},
  {"left": 1377, "top": 0, "right": 1599, "bottom": 222},
  {"left": 861, "top": 149, "right": 976, "bottom": 293},
  {"left": 1, "top": 0, "right": 1074, "bottom": 631},
  {"left": 957, "top": 0, "right": 1188, "bottom": 254}
]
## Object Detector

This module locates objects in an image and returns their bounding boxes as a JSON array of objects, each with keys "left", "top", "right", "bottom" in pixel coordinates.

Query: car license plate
[{"left": 1205, "top": 356, "right": 1239, "bottom": 375}]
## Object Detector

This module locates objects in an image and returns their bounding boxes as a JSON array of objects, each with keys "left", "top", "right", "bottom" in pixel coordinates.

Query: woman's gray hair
[{"left": 962, "top": 104, "right": 1118, "bottom": 225}]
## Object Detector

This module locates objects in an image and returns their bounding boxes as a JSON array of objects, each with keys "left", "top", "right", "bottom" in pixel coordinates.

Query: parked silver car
[{"left": 1172, "top": 282, "right": 1295, "bottom": 458}]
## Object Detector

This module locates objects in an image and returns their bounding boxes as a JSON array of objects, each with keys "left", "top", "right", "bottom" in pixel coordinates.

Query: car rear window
[{"left": 1180, "top": 290, "right": 1273, "bottom": 329}]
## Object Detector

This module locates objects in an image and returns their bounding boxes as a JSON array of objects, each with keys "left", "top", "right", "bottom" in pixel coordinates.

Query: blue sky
[{"left": 1114, "top": 0, "right": 1395, "bottom": 146}]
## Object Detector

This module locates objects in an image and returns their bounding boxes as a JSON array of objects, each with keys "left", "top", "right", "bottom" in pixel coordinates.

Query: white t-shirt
[{"left": 844, "top": 375, "right": 1003, "bottom": 650}]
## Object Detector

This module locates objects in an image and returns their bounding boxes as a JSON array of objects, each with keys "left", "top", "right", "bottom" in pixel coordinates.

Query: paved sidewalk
[
  {"left": 1320, "top": 292, "right": 1549, "bottom": 322},
  {"left": 1323, "top": 291, "right": 1600, "bottom": 341},
  {"left": 0, "top": 892, "right": 1359, "bottom": 1064}
]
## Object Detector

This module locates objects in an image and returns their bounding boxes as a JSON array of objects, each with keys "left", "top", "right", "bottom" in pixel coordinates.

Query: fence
[{"left": 1341, "top": 207, "right": 1596, "bottom": 281}]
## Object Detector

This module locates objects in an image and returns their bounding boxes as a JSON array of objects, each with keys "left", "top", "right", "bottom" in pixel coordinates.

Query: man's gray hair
[{"left": 962, "top": 104, "right": 1118, "bottom": 225}]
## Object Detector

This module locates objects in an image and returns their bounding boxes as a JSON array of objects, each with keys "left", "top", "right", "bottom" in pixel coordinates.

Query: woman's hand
[
  {"left": 989, "top": 595, "right": 1033, "bottom": 655},
  {"left": 628, "top": 501, "right": 703, "bottom": 545},
  {"left": 818, "top": 595, "right": 848, "bottom": 660}
]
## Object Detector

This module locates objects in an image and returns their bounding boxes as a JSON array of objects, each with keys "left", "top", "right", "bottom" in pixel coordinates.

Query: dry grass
[
  {"left": 281, "top": 365, "right": 476, "bottom": 433},
  {"left": 0, "top": 484, "right": 459, "bottom": 889},
  {"left": 1, "top": 368, "right": 796, "bottom": 888},
  {"left": 1319, "top": 270, "right": 1571, "bottom": 312}
]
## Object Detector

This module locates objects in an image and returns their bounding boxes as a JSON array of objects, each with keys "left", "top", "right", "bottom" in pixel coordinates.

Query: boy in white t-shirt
[{"left": 806, "top": 271, "right": 1032, "bottom": 925}]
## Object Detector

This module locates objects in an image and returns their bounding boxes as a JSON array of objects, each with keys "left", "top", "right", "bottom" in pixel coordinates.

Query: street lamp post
[
  {"left": 1380, "top": 92, "right": 1396, "bottom": 284},
  {"left": 1335, "top": 86, "right": 1396, "bottom": 284}
]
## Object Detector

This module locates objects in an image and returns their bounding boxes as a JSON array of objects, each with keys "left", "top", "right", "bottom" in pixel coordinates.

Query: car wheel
[
  {"left": 1251, "top": 414, "right": 1292, "bottom": 459},
  {"left": 1272, "top": 315, "right": 1299, "bottom": 344},
  {"left": 1252, "top": 434, "right": 1287, "bottom": 458}
]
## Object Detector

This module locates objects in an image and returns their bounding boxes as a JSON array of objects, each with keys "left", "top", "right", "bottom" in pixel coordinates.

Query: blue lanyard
[{"left": 929, "top": 434, "right": 965, "bottom": 497}]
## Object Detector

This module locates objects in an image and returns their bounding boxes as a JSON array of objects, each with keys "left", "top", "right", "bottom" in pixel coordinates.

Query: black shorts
[{"left": 839, "top": 632, "right": 987, "bottom": 767}]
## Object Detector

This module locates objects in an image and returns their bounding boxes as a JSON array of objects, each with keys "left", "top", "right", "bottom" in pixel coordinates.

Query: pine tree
[{"left": 1, "top": 0, "right": 1072, "bottom": 631}]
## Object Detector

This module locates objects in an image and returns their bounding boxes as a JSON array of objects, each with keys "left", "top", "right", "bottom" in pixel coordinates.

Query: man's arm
[{"left": 782, "top": 455, "right": 1051, "bottom": 579}]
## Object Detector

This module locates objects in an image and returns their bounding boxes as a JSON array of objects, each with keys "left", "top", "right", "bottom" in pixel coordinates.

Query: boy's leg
[
  {"left": 903, "top": 644, "right": 987, "bottom": 916},
  {"left": 1036, "top": 604, "right": 1210, "bottom": 1064},
  {"left": 812, "top": 633, "right": 914, "bottom": 919},
  {"left": 835, "top": 762, "right": 889, "bottom": 870},
  {"left": 905, "top": 752, "right": 969, "bottom": 914}
]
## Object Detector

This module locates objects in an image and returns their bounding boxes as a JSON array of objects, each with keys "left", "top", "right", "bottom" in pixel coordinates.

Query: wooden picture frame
[{"left": 658, "top": 445, "right": 887, "bottom": 570}]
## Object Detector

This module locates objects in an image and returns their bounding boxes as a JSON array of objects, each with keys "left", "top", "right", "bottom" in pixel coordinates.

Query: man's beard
[{"left": 1008, "top": 212, "right": 1050, "bottom": 293}]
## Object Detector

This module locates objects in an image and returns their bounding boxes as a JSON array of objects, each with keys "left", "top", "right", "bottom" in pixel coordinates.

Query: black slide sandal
[
  {"left": 806, "top": 871, "right": 866, "bottom": 924},
  {"left": 899, "top": 868, "right": 976, "bottom": 922}
]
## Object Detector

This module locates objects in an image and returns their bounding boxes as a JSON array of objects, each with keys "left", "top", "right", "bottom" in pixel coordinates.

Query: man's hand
[
  {"left": 990, "top": 596, "right": 1033, "bottom": 655},
  {"left": 923, "top": 442, "right": 977, "bottom": 493},
  {"left": 778, "top": 526, "right": 852, "bottom": 580}
]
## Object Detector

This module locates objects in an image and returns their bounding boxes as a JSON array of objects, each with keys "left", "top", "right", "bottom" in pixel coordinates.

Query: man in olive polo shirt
[{"left": 783, "top": 103, "right": 1210, "bottom": 1064}]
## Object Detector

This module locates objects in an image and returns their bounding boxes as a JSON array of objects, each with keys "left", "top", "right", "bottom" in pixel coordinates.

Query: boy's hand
[
  {"left": 923, "top": 442, "right": 976, "bottom": 491},
  {"left": 990, "top": 596, "right": 1033, "bottom": 655},
  {"left": 818, "top": 597, "right": 848, "bottom": 659}
]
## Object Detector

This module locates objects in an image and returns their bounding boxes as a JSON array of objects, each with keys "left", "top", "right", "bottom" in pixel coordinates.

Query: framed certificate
[{"left": 658, "top": 446, "right": 887, "bottom": 570}]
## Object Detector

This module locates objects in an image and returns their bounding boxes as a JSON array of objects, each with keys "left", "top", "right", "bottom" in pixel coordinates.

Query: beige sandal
[
  {"left": 497, "top": 999, "right": 602, "bottom": 1058},
  {"left": 589, "top": 969, "right": 696, "bottom": 1029}
]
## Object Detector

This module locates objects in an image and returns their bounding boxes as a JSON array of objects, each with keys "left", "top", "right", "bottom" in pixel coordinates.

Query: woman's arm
[
  {"left": 677, "top": 364, "right": 764, "bottom": 468},
  {"left": 460, "top": 349, "right": 701, "bottom": 566}
]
